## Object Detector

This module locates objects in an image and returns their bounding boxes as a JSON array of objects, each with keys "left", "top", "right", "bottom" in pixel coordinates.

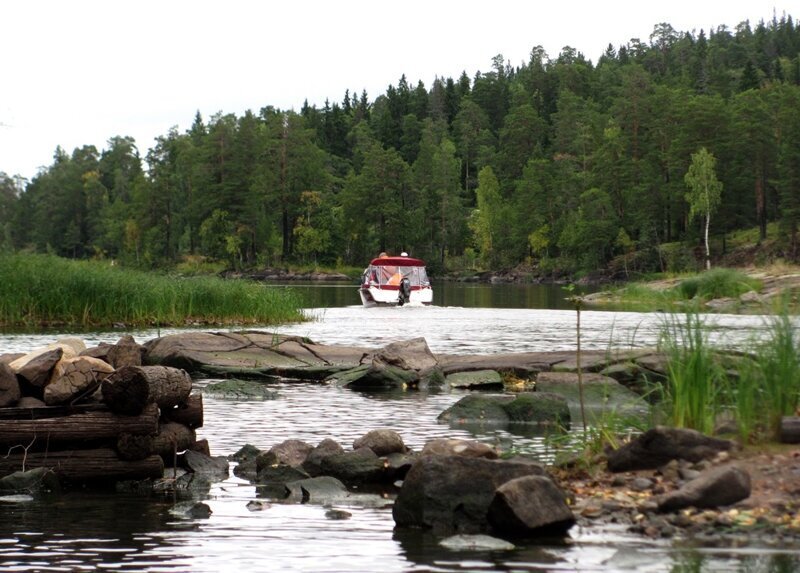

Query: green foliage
[
  {"left": 5, "top": 13, "right": 800, "bottom": 273},
  {"left": 673, "top": 268, "right": 761, "bottom": 300},
  {"left": 734, "top": 313, "right": 800, "bottom": 442},
  {"left": 658, "top": 312, "right": 728, "bottom": 434},
  {"left": 0, "top": 253, "right": 304, "bottom": 329}
]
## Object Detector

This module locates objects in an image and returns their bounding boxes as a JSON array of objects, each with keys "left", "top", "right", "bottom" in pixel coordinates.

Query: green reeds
[
  {"left": 0, "top": 253, "right": 305, "bottom": 329},
  {"left": 733, "top": 312, "right": 800, "bottom": 442},
  {"left": 658, "top": 311, "right": 727, "bottom": 435}
]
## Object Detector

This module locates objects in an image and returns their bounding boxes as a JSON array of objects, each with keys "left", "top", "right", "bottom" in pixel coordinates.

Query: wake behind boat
[{"left": 359, "top": 254, "right": 433, "bottom": 307}]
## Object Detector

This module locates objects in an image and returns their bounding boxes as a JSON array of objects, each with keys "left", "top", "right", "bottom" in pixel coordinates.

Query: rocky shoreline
[{"left": 2, "top": 331, "right": 800, "bottom": 549}]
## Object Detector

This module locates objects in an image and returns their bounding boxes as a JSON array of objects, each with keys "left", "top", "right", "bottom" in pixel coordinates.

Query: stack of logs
[{"left": 0, "top": 336, "right": 204, "bottom": 485}]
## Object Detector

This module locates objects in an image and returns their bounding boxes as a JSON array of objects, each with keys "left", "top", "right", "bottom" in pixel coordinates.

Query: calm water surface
[{"left": 0, "top": 283, "right": 797, "bottom": 572}]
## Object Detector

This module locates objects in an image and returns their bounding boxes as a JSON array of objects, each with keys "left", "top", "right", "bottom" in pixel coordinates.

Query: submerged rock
[
  {"left": 202, "top": 379, "right": 278, "bottom": 400},
  {"left": 439, "top": 534, "right": 515, "bottom": 551},
  {"left": 445, "top": 370, "right": 504, "bottom": 390},
  {"left": 437, "top": 392, "right": 570, "bottom": 427}
]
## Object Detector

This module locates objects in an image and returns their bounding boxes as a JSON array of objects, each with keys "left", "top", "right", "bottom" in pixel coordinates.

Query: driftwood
[
  {"left": 162, "top": 393, "right": 204, "bottom": 428},
  {"left": 102, "top": 365, "right": 192, "bottom": 415},
  {"left": 0, "top": 403, "right": 159, "bottom": 449},
  {"left": 0, "top": 447, "right": 164, "bottom": 482},
  {"left": 780, "top": 416, "right": 800, "bottom": 444}
]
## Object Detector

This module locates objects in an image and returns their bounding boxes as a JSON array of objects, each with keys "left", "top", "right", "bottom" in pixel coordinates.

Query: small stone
[
  {"left": 325, "top": 509, "right": 352, "bottom": 520},
  {"left": 631, "top": 477, "right": 654, "bottom": 492},
  {"left": 246, "top": 500, "right": 270, "bottom": 511}
]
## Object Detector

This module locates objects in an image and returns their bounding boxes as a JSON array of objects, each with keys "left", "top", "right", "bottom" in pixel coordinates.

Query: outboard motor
[{"left": 398, "top": 277, "right": 412, "bottom": 306}]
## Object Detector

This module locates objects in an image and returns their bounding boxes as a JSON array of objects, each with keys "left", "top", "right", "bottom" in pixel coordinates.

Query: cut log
[
  {"left": 0, "top": 447, "right": 164, "bottom": 482},
  {"left": 0, "top": 403, "right": 158, "bottom": 448},
  {"left": 151, "top": 422, "right": 196, "bottom": 464},
  {"left": 116, "top": 433, "right": 155, "bottom": 461},
  {"left": 102, "top": 365, "right": 192, "bottom": 415},
  {"left": 162, "top": 393, "right": 204, "bottom": 428},
  {"left": 0, "top": 403, "right": 106, "bottom": 420},
  {"left": 780, "top": 416, "right": 800, "bottom": 444}
]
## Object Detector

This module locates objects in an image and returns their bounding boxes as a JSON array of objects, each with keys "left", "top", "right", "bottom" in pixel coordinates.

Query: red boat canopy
[{"left": 368, "top": 256, "right": 426, "bottom": 267}]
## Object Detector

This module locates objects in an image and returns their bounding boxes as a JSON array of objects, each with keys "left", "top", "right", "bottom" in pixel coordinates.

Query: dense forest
[{"left": 2, "top": 14, "right": 800, "bottom": 277}]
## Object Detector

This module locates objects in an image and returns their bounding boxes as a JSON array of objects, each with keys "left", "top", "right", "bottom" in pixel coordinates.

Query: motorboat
[{"left": 359, "top": 254, "right": 433, "bottom": 306}]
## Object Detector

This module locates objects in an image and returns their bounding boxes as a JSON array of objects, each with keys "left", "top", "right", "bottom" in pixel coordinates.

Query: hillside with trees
[{"left": 1, "top": 14, "right": 800, "bottom": 279}]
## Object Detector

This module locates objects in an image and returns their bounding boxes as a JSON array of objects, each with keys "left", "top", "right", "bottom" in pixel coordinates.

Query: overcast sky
[{"left": 0, "top": 0, "right": 787, "bottom": 182}]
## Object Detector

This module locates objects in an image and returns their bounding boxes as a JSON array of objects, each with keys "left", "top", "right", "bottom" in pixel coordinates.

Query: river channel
[{"left": 0, "top": 282, "right": 797, "bottom": 572}]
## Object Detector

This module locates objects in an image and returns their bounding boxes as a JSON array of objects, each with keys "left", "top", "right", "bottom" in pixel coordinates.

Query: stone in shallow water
[
  {"left": 202, "top": 379, "right": 278, "bottom": 400},
  {"left": 439, "top": 534, "right": 515, "bottom": 551}
]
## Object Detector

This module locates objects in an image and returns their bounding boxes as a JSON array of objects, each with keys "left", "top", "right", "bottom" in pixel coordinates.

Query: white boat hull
[{"left": 359, "top": 285, "right": 433, "bottom": 307}]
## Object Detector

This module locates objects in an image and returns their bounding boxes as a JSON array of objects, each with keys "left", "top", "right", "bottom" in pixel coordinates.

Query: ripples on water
[{"left": 0, "top": 302, "right": 797, "bottom": 572}]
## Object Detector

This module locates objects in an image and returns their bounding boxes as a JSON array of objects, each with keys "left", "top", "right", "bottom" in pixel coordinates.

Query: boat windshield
[{"left": 367, "top": 264, "right": 429, "bottom": 287}]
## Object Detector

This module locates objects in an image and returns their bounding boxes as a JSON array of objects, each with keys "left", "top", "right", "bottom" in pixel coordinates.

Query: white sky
[{"left": 0, "top": 0, "right": 788, "bottom": 182}]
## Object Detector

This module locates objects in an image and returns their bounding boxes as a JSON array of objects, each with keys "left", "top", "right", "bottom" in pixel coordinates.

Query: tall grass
[
  {"left": 673, "top": 267, "right": 761, "bottom": 301},
  {"left": 0, "top": 253, "right": 305, "bottom": 329},
  {"left": 734, "top": 312, "right": 800, "bottom": 442},
  {"left": 658, "top": 312, "right": 728, "bottom": 435},
  {"left": 656, "top": 308, "right": 800, "bottom": 443}
]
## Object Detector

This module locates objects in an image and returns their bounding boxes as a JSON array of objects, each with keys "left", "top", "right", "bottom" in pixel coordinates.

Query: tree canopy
[{"left": 4, "top": 13, "right": 800, "bottom": 276}]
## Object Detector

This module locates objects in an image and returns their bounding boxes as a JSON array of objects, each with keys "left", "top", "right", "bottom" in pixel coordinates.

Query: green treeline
[{"left": 2, "top": 15, "right": 800, "bottom": 276}]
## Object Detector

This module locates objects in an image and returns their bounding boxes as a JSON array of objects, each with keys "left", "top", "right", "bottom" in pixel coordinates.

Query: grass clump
[
  {"left": 657, "top": 312, "right": 728, "bottom": 435},
  {"left": 0, "top": 253, "right": 305, "bottom": 329},
  {"left": 673, "top": 268, "right": 761, "bottom": 301},
  {"left": 733, "top": 313, "right": 800, "bottom": 443}
]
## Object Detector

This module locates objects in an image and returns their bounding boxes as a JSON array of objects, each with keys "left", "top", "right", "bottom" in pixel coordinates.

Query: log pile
[{"left": 0, "top": 336, "right": 205, "bottom": 485}]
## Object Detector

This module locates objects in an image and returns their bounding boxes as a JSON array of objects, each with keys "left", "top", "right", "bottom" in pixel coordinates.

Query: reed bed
[
  {"left": 656, "top": 310, "right": 800, "bottom": 443},
  {"left": 0, "top": 253, "right": 305, "bottom": 329}
]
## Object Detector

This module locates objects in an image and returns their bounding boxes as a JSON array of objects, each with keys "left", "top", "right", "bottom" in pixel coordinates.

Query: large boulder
[
  {"left": 318, "top": 448, "right": 387, "bottom": 484},
  {"left": 302, "top": 438, "right": 346, "bottom": 477},
  {"left": 10, "top": 347, "right": 64, "bottom": 397},
  {"left": 606, "top": 427, "right": 736, "bottom": 472},
  {"left": 487, "top": 475, "right": 575, "bottom": 537},
  {"left": 657, "top": 464, "right": 751, "bottom": 512},
  {"left": 392, "top": 455, "right": 547, "bottom": 534},
  {"left": 331, "top": 338, "right": 444, "bottom": 391},
  {"left": 353, "top": 429, "right": 407, "bottom": 456},
  {"left": 372, "top": 337, "right": 439, "bottom": 374},
  {"left": 255, "top": 439, "right": 313, "bottom": 472},
  {"left": 44, "top": 356, "right": 115, "bottom": 405},
  {"left": 179, "top": 450, "right": 229, "bottom": 481},
  {"left": 0, "top": 362, "right": 21, "bottom": 407},
  {"left": 328, "top": 363, "right": 420, "bottom": 390}
]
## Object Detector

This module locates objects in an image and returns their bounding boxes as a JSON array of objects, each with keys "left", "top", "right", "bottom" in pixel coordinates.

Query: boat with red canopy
[{"left": 358, "top": 254, "right": 433, "bottom": 306}]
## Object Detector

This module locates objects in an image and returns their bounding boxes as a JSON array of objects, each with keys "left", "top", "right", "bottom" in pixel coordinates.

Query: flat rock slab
[
  {"left": 144, "top": 331, "right": 372, "bottom": 378},
  {"left": 535, "top": 371, "right": 650, "bottom": 419},
  {"left": 446, "top": 370, "right": 504, "bottom": 389},
  {"left": 141, "top": 332, "right": 661, "bottom": 385}
]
